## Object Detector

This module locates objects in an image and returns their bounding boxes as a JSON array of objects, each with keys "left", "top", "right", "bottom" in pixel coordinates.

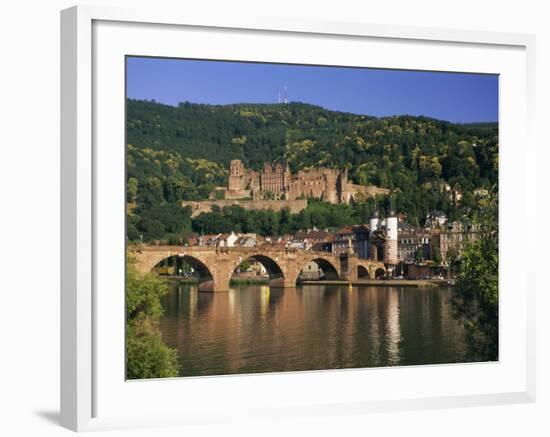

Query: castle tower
[
  {"left": 228, "top": 159, "right": 245, "bottom": 191},
  {"left": 337, "top": 169, "right": 349, "bottom": 203},
  {"left": 323, "top": 170, "right": 338, "bottom": 204},
  {"left": 249, "top": 171, "right": 260, "bottom": 192},
  {"left": 274, "top": 162, "right": 285, "bottom": 196},
  {"left": 283, "top": 162, "right": 292, "bottom": 197},
  {"left": 385, "top": 209, "right": 399, "bottom": 266}
]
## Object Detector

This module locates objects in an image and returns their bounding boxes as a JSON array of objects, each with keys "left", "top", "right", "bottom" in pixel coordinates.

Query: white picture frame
[{"left": 60, "top": 5, "right": 536, "bottom": 432}]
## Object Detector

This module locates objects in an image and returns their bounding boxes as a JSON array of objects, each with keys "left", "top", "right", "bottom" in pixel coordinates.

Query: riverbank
[
  {"left": 162, "top": 276, "right": 453, "bottom": 288},
  {"left": 230, "top": 278, "right": 269, "bottom": 285},
  {"left": 162, "top": 276, "right": 270, "bottom": 285},
  {"left": 299, "top": 279, "right": 453, "bottom": 288},
  {"left": 161, "top": 276, "right": 197, "bottom": 283}
]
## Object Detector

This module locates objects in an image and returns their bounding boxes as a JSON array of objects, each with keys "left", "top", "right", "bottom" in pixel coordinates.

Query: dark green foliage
[
  {"left": 190, "top": 199, "right": 381, "bottom": 236},
  {"left": 129, "top": 203, "right": 192, "bottom": 243},
  {"left": 131, "top": 200, "right": 365, "bottom": 242},
  {"left": 126, "top": 255, "right": 179, "bottom": 379},
  {"left": 126, "top": 321, "right": 179, "bottom": 379},
  {"left": 126, "top": 99, "right": 498, "bottom": 240},
  {"left": 452, "top": 189, "right": 498, "bottom": 362}
]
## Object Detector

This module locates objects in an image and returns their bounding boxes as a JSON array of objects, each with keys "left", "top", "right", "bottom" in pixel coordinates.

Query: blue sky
[{"left": 126, "top": 57, "right": 498, "bottom": 123}]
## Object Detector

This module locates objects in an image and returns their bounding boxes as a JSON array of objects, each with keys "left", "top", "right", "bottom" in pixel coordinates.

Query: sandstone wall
[
  {"left": 348, "top": 184, "right": 391, "bottom": 199},
  {"left": 182, "top": 199, "right": 308, "bottom": 217}
]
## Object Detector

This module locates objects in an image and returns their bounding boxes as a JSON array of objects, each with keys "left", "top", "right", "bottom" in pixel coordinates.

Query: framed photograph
[{"left": 61, "top": 5, "right": 536, "bottom": 431}]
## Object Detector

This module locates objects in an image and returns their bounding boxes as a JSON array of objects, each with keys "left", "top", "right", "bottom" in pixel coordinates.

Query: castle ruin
[{"left": 219, "top": 159, "right": 389, "bottom": 204}]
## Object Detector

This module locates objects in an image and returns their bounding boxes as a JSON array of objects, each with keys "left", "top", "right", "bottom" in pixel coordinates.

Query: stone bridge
[{"left": 129, "top": 245, "right": 386, "bottom": 292}]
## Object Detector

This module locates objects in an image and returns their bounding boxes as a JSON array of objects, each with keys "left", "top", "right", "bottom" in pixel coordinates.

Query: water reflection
[{"left": 159, "top": 284, "right": 469, "bottom": 377}]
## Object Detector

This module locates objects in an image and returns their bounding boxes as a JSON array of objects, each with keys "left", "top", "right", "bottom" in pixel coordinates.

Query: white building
[{"left": 425, "top": 210, "right": 448, "bottom": 228}]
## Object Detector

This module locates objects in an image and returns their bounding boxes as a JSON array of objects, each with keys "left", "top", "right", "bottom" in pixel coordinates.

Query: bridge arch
[
  {"left": 374, "top": 267, "right": 386, "bottom": 279},
  {"left": 230, "top": 254, "right": 286, "bottom": 288},
  {"left": 357, "top": 265, "right": 370, "bottom": 279},
  {"left": 298, "top": 257, "right": 340, "bottom": 281},
  {"left": 152, "top": 254, "right": 216, "bottom": 292}
]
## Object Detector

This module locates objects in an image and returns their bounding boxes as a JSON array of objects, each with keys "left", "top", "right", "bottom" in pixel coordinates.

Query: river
[{"left": 159, "top": 283, "right": 470, "bottom": 377}]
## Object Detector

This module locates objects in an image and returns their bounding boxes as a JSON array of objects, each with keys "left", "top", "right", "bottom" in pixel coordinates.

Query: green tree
[
  {"left": 139, "top": 218, "right": 165, "bottom": 241},
  {"left": 431, "top": 245, "right": 442, "bottom": 265},
  {"left": 126, "top": 215, "right": 140, "bottom": 242},
  {"left": 126, "top": 321, "right": 179, "bottom": 379},
  {"left": 278, "top": 207, "right": 292, "bottom": 234},
  {"left": 127, "top": 177, "right": 138, "bottom": 202},
  {"left": 452, "top": 189, "right": 498, "bottom": 362},
  {"left": 126, "top": 255, "right": 179, "bottom": 379},
  {"left": 138, "top": 176, "right": 164, "bottom": 207},
  {"left": 237, "top": 259, "right": 251, "bottom": 272}
]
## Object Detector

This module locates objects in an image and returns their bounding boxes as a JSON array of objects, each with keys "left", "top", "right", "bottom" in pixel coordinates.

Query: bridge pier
[
  {"left": 373, "top": 267, "right": 380, "bottom": 279},
  {"left": 199, "top": 263, "right": 232, "bottom": 292},
  {"left": 269, "top": 275, "right": 298, "bottom": 289},
  {"left": 339, "top": 254, "right": 358, "bottom": 282}
]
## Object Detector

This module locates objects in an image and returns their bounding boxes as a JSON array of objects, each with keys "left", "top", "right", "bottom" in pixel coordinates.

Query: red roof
[{"left": 335, "top": 224, "right": 369, "bottom": 235}]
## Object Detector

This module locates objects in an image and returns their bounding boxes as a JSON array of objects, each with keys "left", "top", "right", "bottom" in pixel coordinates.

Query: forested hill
[{"left": 126, "top": 98, "right": 498, "bottom": 240}]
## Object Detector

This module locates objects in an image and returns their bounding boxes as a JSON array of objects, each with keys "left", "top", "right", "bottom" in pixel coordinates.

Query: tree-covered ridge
[
  {"left": 128, "top": 98, "right": 497, "bottom": 187},
  {"left": 126, "top": 98, "right": 498, "bottom": 241},
  {"left": 127, "top": 144, "right": 227, "bottom": 202}
]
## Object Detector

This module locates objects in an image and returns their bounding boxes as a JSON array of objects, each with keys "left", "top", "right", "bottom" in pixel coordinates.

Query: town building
[
  {"left": 331, "top": 210, "right": 399, "bottom": 270},
  {"left": 473, "top": 188, "right": 490, "bottom": 198},
  {"left": 293, "top": 229, "right": 333, "bottom": 252},
  {"left": 197, "top": 233, "right": 222, "bottom": 247},
  {"left": 196, "top": 232, "right": 255, "bottom": 248},
  {"left": 226, "top": 231, "right": 239, "bottom": 247},
  {"left": 234, "top": 234, "right": 257, "bottom": 248},
  {"left": 425, "top": 210, "right": 448, "bottom": 228},
  {"left": 440, "top": 182, "right": 463, "bottom": 206},
  {"left": 430, "top": 221, "right": 477, "bottom": 263},
  {"left": 398, "top": 227, "right": 431, "bottom": 263},
  {"left": 332, "top": 225, "right": 370, "bottom": 258},
  {"left": 298, "top": 261, "right": 324, "bottom": 280}
]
